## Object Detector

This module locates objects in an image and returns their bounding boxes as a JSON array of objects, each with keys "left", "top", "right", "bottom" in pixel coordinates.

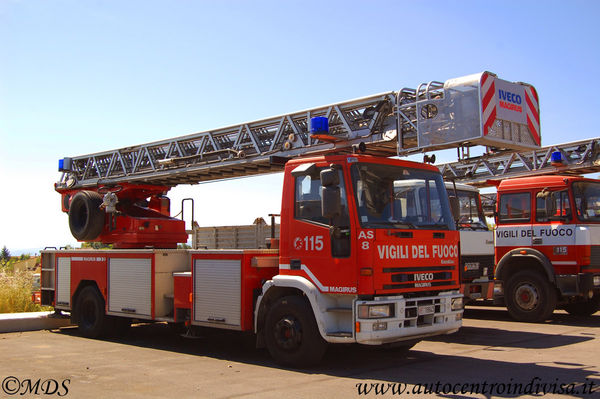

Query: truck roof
[
  {"left": 444, "top": 182, "right": 478, "bottom": 192},
  {"left": 285, "top": 154, "right": 441, "bottom": 173},
  {"left": 497, "top": 174, "right": 590, "bottom": 190}
]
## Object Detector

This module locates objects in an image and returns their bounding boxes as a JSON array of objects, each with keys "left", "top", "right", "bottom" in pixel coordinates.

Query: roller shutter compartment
[
  {"left": 193, "top": 259, "right": 241, "bottom": 327},
  {"left": 108, "top": 258, "right": 152, "bottom": 318},
  {"left": 55, "top": 257, "right": 71, "bottom": 308}
]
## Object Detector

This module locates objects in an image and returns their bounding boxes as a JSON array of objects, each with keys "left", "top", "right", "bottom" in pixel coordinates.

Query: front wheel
[
  {"left": 264, "top": 296, "right": 327, "bottom": 367},
  {"left": 505, "top": 270, "right": 557, "bottom": 322}
]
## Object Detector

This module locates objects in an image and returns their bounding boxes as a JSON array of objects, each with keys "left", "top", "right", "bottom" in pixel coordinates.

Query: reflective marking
[{"left": 279, "top": 263, "right": 329, "bottom": 292}]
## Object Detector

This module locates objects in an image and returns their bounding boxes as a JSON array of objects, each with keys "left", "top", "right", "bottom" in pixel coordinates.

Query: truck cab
[
  {"left": 256, "top": 154, "right": 463, "bottom": 364},
  {"left": 494, "top": 175, "right": 600, "bottom": 321}
]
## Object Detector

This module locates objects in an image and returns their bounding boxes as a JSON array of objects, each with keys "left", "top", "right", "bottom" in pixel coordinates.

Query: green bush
[{"left": 0, "top": 270, "right": 47, "bottom": 313}]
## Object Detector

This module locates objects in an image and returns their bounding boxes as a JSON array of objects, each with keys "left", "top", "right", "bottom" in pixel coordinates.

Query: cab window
[
  {"left": 536, "top": 190, "right": 571, "bottom": 222},
  {"left": 294, "top": 169, "right": 349, "bottom": 227},
  {"left": 498, "top": 193, "right": 531, "bottom": 223}
]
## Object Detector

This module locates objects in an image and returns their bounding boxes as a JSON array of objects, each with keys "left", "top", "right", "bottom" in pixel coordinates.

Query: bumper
[{"left": 354, "top": 291, "right": 463, "bottom": 345}]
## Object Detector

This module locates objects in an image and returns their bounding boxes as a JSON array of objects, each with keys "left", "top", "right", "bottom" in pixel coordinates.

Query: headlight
[
  {"left": 451, "top": 297, "right": 464, "bottom": 311},
  {"left": 593, "top": 276, "right": 600, "bottom": 286},
  {"left": 358, "top": 304, "right": 394, "bottom": 319}
]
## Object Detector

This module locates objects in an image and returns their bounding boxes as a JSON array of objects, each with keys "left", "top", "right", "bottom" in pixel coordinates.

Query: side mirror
[
  {"left": 536, "top": 188, "right": 553, "bottom": 220},
  {"left": 321, "top": 169, "right": 342, "bottom": 221},
  {"left": 320, "top": 168, "right": 339, "bottom": 187},
  {"left": 449, "top": 196, "right": 460, "bottom": 222},
  {"left": 537, "top": 189, "right": 560, "bottom": 220}
]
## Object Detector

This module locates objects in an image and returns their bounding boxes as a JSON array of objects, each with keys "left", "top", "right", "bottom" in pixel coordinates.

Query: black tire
[
  {"left": 505, "top": 270, "right": 557, "bottom": 322},
  {"left": 68, "top": 191, "right": 105, "bottom": 241},
  {"left": 564, "top": 296, "right": 600, "bottom": 316},
  {"left": 264, "top": 295, "right": 327, "bottom": 367},
  {"left": 76, "top": 286, "right": 109, "bottom": 338}
]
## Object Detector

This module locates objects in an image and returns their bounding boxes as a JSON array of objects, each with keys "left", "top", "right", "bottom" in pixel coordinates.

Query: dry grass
[{"left": 0, "top": 270, "right": 46, "bottom": 313}]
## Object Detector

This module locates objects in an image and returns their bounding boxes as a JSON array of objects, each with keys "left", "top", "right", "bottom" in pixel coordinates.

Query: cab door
[
  {"left": 496, "top": 192, "right": 533, "bottom": 258},
  {"left": 285, "top": 164, "right": 356, "bottom": 294},
  {"left": 533, "top": 189, "right": 576, "bottom": 274}
]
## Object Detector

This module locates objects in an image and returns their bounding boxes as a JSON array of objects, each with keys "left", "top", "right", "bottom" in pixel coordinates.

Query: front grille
[
  {"left": 383, "top": 281, "right": 457, "bottom": 290},
  {"left": 391, "top": 272, "right": 452, "bottom": 283},
  {"left": 382, "top": 265, "right": 455, "bottom": 290},
  {"left": 404, "top": 298, "right": 444, "bottom": 327}
]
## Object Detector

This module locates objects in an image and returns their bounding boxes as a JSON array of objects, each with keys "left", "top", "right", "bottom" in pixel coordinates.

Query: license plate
[
  {"left": 418, "top": 304, "right": 435, "bottom": 315},
  {"left": 464, "top": 262, "right": 480, "bottom": 271}
]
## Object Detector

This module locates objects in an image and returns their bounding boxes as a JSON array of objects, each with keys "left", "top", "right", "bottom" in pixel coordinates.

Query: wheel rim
[
  {"left": 81, "top": 299, "right": 97, "bottom": 329},
  {"left": 274, "top": 316, "right": 302, "bottom": 351},
  {"left": 514, "top": 283, "right": 539, "bottom": 311}
]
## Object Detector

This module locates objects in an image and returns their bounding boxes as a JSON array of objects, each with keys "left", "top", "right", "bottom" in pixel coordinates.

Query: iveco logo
[{"left": 414, "top": 273, "right": 434, "bottom": 281}]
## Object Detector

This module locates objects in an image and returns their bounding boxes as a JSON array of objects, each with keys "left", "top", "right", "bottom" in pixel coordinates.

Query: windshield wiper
[
  {"left": 417, "top": 223, "right": 450, "bottom": 230},
  {"left": 366, "top": 221, "right": 416, "bottom": 229}
]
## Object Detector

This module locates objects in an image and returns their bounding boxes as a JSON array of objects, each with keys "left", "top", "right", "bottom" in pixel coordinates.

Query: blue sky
[{"left": 1, "top": 0, "right": 599, "bottom": 253}]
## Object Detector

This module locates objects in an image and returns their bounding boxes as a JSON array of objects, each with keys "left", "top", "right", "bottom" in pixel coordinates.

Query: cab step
[{"left": 326, "top": 331, "right": 353, "bottom": 338}]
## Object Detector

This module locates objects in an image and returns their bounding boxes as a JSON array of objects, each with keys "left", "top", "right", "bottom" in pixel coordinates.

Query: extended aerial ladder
[
  {"left": 436, "top": 138, "right": 600, "bottom": 214},
  {"left": 56, "top": 71, "right": 539, "bottom": 189},
  {"left": 438, "top": 137, "right": 600, "bottom": 186},
  {"left": 55, "top": 71, "right": 541, "bottom": 247}
]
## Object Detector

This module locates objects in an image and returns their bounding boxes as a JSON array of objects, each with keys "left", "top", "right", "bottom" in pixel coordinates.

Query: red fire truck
[
  {"left": 40, "top": 71, "right": 540, "bottom": 365},
  {"left": 493, "top": 173, "right": 600, "bottom": 321},
  {"left": 439, "top": 138, "right": 600, "bottom": 321}
]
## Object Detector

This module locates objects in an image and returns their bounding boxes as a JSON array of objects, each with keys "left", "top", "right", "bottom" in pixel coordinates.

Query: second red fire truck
[{"left": 441, "top": 139, "right": 600, "bottom": 322}]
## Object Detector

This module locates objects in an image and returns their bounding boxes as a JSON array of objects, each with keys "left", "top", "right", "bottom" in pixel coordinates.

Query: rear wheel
[
  {"left": 505, "top": 270, "right": 557, "bottom": 322},
  {"left": 76, "top": 286, "right": 109, "bottom": 338},
  {"left": 564, "top": 296, "right": 600, "bottom": 316},
  {"left": 264, "top": 295, "right": 327, "bottom": 367}
]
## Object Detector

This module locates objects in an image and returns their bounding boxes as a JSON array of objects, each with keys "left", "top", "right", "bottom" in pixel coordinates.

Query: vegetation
[
  {"left": 1, "top": 246, "right": 10, "bottom": 266},
  {"left": 0, "top": 246, "right": 48, "bottom": 313},
  {"left": 82, "top": 242, "right": 113, "bottom": 249},
  {"left": 0, "top": 269, "right": 47, "bottom": 313}
]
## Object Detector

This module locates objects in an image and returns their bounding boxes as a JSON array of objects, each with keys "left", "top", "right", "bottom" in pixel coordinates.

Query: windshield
[
  {"left": 573, "top": 181, "right": 600, "bottom": 222},
  {"left": 454, "top": 189, "right": 488, "bottom": 230},
  {"left": 350, "top": 163, "right": 454, "bottom": 229}
]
